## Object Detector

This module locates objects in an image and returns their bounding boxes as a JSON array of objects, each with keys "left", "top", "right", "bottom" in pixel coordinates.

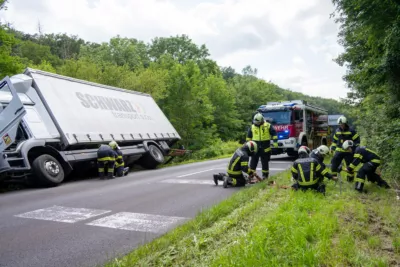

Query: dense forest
[
  {"left": 331, "top": 0, "right": 400, "bottom": 181},
  {"left": 1, "top": 1, "right": 352, "bottom": 153}
]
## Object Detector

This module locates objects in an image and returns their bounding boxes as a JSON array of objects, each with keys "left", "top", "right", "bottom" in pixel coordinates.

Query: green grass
[{"left": 105, "top": 164, "right": 400, "bottom": 267}]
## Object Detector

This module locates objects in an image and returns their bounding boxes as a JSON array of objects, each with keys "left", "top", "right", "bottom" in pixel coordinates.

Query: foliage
[
  {"left": 0, "top": 6, "right": 354, "bottom": 154},
  {"left": 331, "top": 0, "right": 400, "bottom": 180}
]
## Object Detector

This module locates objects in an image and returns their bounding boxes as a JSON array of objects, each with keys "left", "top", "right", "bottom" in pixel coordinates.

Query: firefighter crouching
[
  {"left": 298, "top": 146, "right": 311, "bottom": 159},
  {"left": 291, "top": 145, "right": 337, "bottom": 194},
  {"left": 247, "top": 113, "right": 278, "bottom": 180},
  {"left": 112, "top": 141, "right": 130, "bottom": 177},
  {"left": 330, "top": 116, "right": 360, "bottom": 182},
  {"left": 213, "top": 141, "right": 258, "bottom": 188},
  {"left": 97, "top": 142, "right": 117, "bottom": 179},
  {"left": 341, "top": 140, "right": 390, "bottom": 192}
]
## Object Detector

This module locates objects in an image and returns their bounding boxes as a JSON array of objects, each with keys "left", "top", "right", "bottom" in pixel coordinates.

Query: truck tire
[
  {"left": 140, "top": 144, "right": 165, "bottom": 169},
  {"left": 32, "top": 154, "right": 65, "bottom": 187}
]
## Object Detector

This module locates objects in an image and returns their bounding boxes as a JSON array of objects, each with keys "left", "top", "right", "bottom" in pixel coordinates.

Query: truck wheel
[
  {"left": 32, "top": 154, "right": 65, "bottom": 187},
  {"left": 140, "top": 144, "right": 165, "bottom": 169}
]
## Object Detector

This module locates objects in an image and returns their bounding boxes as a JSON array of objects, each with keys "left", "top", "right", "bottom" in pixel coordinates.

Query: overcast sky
[{"left": 0, "top": 0, "right": 348, "bottom": 100}]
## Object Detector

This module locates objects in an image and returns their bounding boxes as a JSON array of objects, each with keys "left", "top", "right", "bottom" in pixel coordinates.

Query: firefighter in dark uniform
[
  {"left": 213, "top": 141, "right": 258, "bottom": 188},
  {"left": 330, "top": 116, "right": 360, "bottom": 182},
  {"left": 246, "top": 113, "right": 278, "bottom": 180},
  {"left": 298, "top": 145, "right": 311, "bottom": 159},
  {"left": 291, "top": 145, "right": 337, "bottom": 194},
  {"left": 97, "top": 142, "right": 117, "bottom": 179},
  {"left": 111, "top": 141, "right": 130, "bottom": 177},
  {"left": 342, "top": 140, "right": 390, "bottom": 192}
]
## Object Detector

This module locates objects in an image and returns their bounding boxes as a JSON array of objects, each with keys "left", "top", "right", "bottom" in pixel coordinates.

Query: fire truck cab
[{"left": 256, "top": 100, "right": 330, "bottom": 157}]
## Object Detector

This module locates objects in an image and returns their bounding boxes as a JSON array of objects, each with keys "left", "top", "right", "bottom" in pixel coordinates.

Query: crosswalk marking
[
  {"left": 161, "top": 179, "right": 215, "bottom": 185},
  {"left": 15, "top": 205, "right": 111, "bottom": 223},
  {"left": 86, "top": 212, "right": 189, "bottom": 233}
]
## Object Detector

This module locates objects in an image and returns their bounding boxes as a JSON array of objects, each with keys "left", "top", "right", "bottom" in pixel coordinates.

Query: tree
[{"left": 148, "top": 34, "right": 210, "bottom": 64}]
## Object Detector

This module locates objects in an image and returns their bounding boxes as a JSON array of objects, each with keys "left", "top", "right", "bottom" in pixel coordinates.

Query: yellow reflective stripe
[
  {"left": 349, "top": 163, "right": 357, "bottom": 169},
  {"left": 354, "top": 154, "right": 363, "bottom": 159},
  {"left": 107, "top": 168, "right": 114, "bottom": 172},
  {"left": 246, "top": 138, "right": 251, "bottom": 141},
  {"left": 352, "top": 133, "right": 360, "bottom": 140},
  {"left": 333, "top": 135, "right": 338, "bottom": 140},
  {"left": 98, "top": 168, "right": 104, "bottom": 172},
  {"left": 264, "top": 147, "right": 271, "bottom": 152},
  {"left": 336, "top": 131, "right": 352, "bottom": 135},
  {"left": 298, "top": 163, "right": 318, "bottom": 186},
  {"left": 229, "top": 156, "right": 241, "bottom": 172},
  {"left": 241, "top": 161, "right": 248, "bottom": 166},
  {"left": 310, "top": 162, "right": 314, "bottom": 182},
  {"left": 249, "top": 169, "right": 256, "bottom": 173},
  {"left": 232, "top": 178, "right": 237, "bottom": 186},
  {"left": 355, "top": 178, "right": 365, "bottom": 183},
  {"left": 298, "top": 164, "right": 306, "bottom": 183},
  {"left": 371, "top": 159, "right": 381, "bottom": 164},
  {"left": 366, "top": 148, "right": 378, "bottom": 156},
  {"left": 98, "top": 156, "right": 113, "bottom": 161},
  {"left": 262, "top": 170, "right": 269, "bottom": 173},
  {"left": 321, "top": 169, "right": 328, "bottom": 175},
  {"left": 272, "top": 136, "right": 278, "bottom": 140},
  {"left": 227, "top": 170, "right": 241, "bottom": 175},
  {"left": 291, "top": 166, "right": 298, "bottom": 173},
  {"left": 331, "top": 172, "right": 338, "bottom": 175},
  {"left": 316, "top": 164, "right": 321, "bottom": 171},
  {"left": 115, "top": 162, "right": 124, "bottom": 167},
  {"left": 117, "top": 155, "right": 123, "bottom": 159}
]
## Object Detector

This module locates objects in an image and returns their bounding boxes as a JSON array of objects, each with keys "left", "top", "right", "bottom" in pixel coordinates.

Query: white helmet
[
  {"left": 298, "top": 146, "right": 311, "bottom": 155},
  {"left": 253, "top": 113, "right": 264, "bottom": 126},
  {"left": 342, "top": 140, "right": 354, "bottom": 150},
  {"left": 316, "top": 145, "right": 330, "bottom": 156},
  {"left": 337, "top": 116, "right": 347, "bottom": 124},
  {"left": 109, "top": 141, "right": 120, "bottom": 149},
  {"left": 245, "top": 141, "right": 258, "bottom": 153}
]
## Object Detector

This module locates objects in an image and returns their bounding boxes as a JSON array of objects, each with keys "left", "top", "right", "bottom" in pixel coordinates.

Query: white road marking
[
  {"left": 161, "top": 179, "right": 215, "bottom": 185},
  {"left": 86, "top": 212, "right": 189, "bottom": 233},
  {"left": 177, "top": 169, "right": 215, "bottom": 177},
  {"left": 15, "top": 205, "right": 111, "bottom": 223}
]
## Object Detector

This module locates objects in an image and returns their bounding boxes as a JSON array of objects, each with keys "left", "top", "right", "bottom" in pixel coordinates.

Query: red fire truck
[{"left": 256, "top": 100, "right": 330, "bottom": 157}]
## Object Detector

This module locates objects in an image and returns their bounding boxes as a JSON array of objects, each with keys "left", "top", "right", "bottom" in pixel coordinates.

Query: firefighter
[
  {"left": 110, "top": 141, "right": 130, "bottom": 177},
  {"left": 342, "top": 140, "right": 390, "bottom": 192},
  {"left": 246, "top": 113, "right": 278, "bottom": 180},
  {"left": 330, "top": 116, "right": 360, "bottom": 182},
  {"left": 298, "top": 145, "right": 311, "bottom": 159},
  {"left": 291, "top": 145, "right": 337, "bottom": 194},
  {"left": 97, "top": 142, "right": 117, "bottom": 179},
  {"left": 213, "top": 141, "right": 258, "bottom": 188}
]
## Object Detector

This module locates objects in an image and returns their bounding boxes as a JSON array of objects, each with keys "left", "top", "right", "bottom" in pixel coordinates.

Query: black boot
[
  {"left": 355, "top": 181, "right": 364, "bottom": 193},
  {"left": 377, "top": 180, "right": 390, "bottom": 189}
]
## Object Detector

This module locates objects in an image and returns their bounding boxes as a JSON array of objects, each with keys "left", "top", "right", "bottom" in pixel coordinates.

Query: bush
[{"left": 171, "top": 139, "right": 241, "bottom": 163}]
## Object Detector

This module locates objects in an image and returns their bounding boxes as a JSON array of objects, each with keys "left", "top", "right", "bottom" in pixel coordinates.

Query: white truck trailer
[{"left": 0, "top": 68, "right": 182, "bottom": 187}]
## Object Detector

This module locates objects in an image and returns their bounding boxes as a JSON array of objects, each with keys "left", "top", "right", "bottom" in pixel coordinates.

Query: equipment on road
[{"left": 0, "top": 69, "right": 184, "bottom": 187}]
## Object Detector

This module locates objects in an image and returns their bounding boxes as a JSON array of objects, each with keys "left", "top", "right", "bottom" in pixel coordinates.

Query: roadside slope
[{"left": 106, "top": 170, "right": 400, "bottom": 267}]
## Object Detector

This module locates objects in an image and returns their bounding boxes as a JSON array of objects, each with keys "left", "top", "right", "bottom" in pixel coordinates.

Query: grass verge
[{"left": 105, "top": 167, "right": 400, "bottom": 267}]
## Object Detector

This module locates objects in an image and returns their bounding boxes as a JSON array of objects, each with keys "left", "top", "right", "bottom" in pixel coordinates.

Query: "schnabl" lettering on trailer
[{"left": 75, "top": 92, "right": 153, "bottom": 121}]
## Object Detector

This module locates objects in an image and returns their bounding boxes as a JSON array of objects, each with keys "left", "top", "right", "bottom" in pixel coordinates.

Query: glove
[{"left": 273, "top": 143, "right": 278, "bottom": 148}]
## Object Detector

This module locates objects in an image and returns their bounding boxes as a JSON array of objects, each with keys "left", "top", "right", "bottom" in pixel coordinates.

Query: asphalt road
[{"left": 0, "top": 155, "right": 293, "bottom": 267}]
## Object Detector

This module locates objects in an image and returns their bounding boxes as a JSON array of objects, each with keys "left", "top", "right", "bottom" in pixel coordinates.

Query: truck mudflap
[{"left": 0, "top": 77, "right": 27, "bottom": 173}]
